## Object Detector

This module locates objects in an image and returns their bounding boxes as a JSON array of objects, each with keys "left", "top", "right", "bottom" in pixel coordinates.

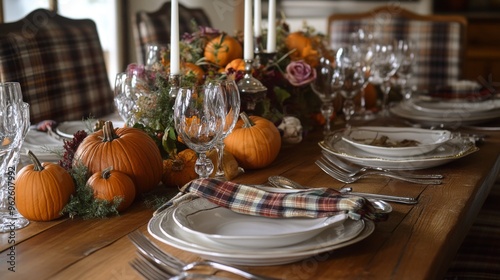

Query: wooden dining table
[{"left": 1, "top": 119, "right": 499, "bottom": 280}]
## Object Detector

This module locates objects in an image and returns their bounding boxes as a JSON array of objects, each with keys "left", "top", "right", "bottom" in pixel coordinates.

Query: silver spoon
[{"left": 268, "top": 176, "right": 417, "bottom": 205}]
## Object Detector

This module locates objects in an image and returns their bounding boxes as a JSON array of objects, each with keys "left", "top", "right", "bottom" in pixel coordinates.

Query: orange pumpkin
[
  {"left": 224, "top": 58, "right": 246, "bottom": 72},
  {"left": 206, "top": 149, "right": 241, "bottom": 180},
  {"left": 162, "top": 149, "right": 198, "bottom": 188},
  {"left": 15, "top": 151, "right": 75, "bottom": 221},
  {"left": 182, "top": 62, "right": 205, "bottom": 83},
  {"left": 224, "top": 112, "right": 281, "bottom": 169},
  {"left": 204, "top": 34, "right": 243, "bottom": 68},
  {"left": 285, "top": 32, "right": 319, "bottom": 67},
  {"left": 87, "top": 167, "right": 136, "bottom": 212},
  {"left": 74, "top": 121, "right": 163, "bottom": 194}
]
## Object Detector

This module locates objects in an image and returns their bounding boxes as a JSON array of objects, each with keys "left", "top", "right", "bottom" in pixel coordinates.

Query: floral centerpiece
[{"left": 118, "top": 19, "right": 337, "bottom": 157}]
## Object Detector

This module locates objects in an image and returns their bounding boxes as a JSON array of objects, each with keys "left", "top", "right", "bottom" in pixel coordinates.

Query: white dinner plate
[
  {"left": 148, "top": 199, "right": 372, "bottom": 266},
  {"left": 411, "top": 98, "right": 499, "bottom": 113},
  {"left": 56, "top": 120, "right": 125, "bottom": 138},
  {"left": 319, "top": 132, "right": 478, "bottom": 170},
  {"left": 390, "top": 101, "right": 500, "bottom": 127},
  {"left": 341, "top": 127, "right": 451, "bottom": 157},
  {"left": 172, "top": 199, "right": 348, "bottom": 248}
]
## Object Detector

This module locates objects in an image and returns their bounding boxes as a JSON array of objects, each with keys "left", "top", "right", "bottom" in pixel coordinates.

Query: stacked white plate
[
  {"left": 148, "top": 198, "right": 375, "bottom": 266},
  {"left": 390, "top": 98, "right": 500, "bottom": 127},
  {"left": 319, "top": 127, "right": 478, "bottom": 170}
]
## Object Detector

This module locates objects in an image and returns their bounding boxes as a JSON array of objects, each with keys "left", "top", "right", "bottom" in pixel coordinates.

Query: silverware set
[
  {"left": 315, "top": 151, "right": 443, "bottom": 185},
  {"left": 128, "top": 230, "right": 279, "bottom": 280}
]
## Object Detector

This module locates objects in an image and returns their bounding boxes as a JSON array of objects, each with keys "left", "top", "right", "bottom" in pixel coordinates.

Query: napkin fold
[{"left": 181, "top": 178, "right": 387, "bottom": 222}]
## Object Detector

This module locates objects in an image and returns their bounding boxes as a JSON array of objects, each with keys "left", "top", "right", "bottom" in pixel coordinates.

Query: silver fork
[
  {"left": 321, "top": 151, "right": 444, "bottom": 179},
  {"left": 128, "top": 231, "right": 280, "bottom": 280},
  {"left": 130, "top": 254, "right": 228, "bottom": 280},
  {"left": 316, "top": 157, "right": 443, "bottom": 185}
]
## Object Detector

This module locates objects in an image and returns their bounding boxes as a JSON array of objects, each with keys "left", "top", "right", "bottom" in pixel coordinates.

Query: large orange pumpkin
[
  {"left": 204, "top": 34, "right": 243, "bottom": 68},
  {"left": 224, "top": 58, "right": 246, "bottom": 72},
  {"left": 15, "top": 151, "right": 75, "bottom": 221},
  {"left": 74, "top": 121, "right": 163, "bottom": 194},
  {"left": 224, "top": 113, "right": 281, "bottom": 169},
  {"left": 87, "top": 167, "right": 136, "bottom": 212}
]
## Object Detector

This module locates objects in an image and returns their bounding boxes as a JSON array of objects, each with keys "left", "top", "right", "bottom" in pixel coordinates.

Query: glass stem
[
  {"left": 195, "top": 153, "right": 213, "bottom": 179},
  {"left": 381, "top": 80, "right": 391, "bottom": 115},
  {"left": 320, "top": 102, "right": 334, "bottom": 135},
  {"left": 215, "top": 141, "right": 225, "bottom": 179},
  {"left": 343, "top": 98, "right": 355, "bottom": 129}
]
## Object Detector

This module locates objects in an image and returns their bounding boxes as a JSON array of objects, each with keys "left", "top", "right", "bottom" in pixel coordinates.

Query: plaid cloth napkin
[{"left": 179, "top": 178, "right": 388, "bottom": 222}]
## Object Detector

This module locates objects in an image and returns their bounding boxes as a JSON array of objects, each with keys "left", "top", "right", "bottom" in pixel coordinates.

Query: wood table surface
[{"left": 1, "top": 124, "right": 499, "bottom": 280}]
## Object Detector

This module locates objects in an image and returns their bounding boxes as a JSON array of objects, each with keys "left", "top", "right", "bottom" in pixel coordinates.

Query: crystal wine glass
[
  {"left": 350, "top": 29, "right": 375, "bottom": 119},
  {"left": 214, "top": 80, "right": 240, "bottom": 179},
  {"left": 336, "top": 47, "right": 366, "bottom": 129},
  {"left": 0, "top": 82, "right": 30, "bottom": 232},
  {"left": 396, "top": 39, "right": 415, "bottom": 101},
  {"left": 174, "top": 84, "right": 225, "bottom": 178},
  {"left": 371, "top": 40, "right": 400, "bottom": 116},
  {"left": 310, "top": 56, "right": 344, "bottom": 136}
]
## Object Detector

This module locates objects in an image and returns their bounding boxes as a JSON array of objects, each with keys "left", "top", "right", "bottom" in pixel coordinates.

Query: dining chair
[
  {"left": 327, "top": 5, "right": 468, "bottom": 91},
  {"left": 133, "top": 1, "right": 212, "bottom": 65},
  {"left": 0, "top": 9, "right": 115, "bottom": 123}
]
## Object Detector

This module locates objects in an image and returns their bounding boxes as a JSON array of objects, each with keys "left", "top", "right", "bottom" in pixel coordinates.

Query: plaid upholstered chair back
[
  {"left": 0, "top": 9, "right": 115, "bottom": 123},
  {"left": 133, "top": 2, "right": 212, "bottom": 64},
  {"left": 328, "top": 5, "right": 468, "bottom": 90}
]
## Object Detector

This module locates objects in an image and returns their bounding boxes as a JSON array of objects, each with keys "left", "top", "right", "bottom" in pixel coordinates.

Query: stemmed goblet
[
  {"left": 371, "top": 40, "right": 400, "bottom": 116},
  {"left": 396, "top": 39, "right": 415, "bottom": 101},
  {"left": 350, "top": 29, "right": 375, "bottom": 120},
  {"left": 336, "top": 47, "right": 366, "bottom": 129},
  {"left": 173, "top": 84, "right": 225, "bottom": 178},
  {"left": 214, "top": 80, "right": 240, "bottom": 179},
  {"left": 0, "top": 82, "right": 30, "bottom": 232},
  {"left": 310, "top": 57, "right": 343, "bottom": 136}
]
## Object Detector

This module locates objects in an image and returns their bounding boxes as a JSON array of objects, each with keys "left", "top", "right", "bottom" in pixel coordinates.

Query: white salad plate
[
  {"left": 148, "top": 199, "right": 372, "bottom": 266},
  {"left": 22, "top": 128, "right": 63, "bottom": 162},
  {"left": 172, "top": 199, "right": 348, "bottom": 248},
  {"left": 56, "top": 120, "right": 125, "bottom": 138},
  {"left": 390, "top": 100, "right": 500, "bottom": 127},
  {"left": 341, "top": 127, "right": 451, "bottom": 157},
  {"left": 319, "top": 131, "right": 478, "bottom": 170}
]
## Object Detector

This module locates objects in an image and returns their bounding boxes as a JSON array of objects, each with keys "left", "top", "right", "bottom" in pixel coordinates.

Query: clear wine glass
[
  {"left": 396, "top": 39, "right": 415, "bottom": 101},
  {"left": 336, "top": 48, "right": 366, "bottom": 129},
  {"left": 350, "top": 29, "right": 375, "bottom": 120},
  {"left": 0, "top": 82, "right": 30, "bottom": 232},
  {"left": 371, "top": 40, "right": 400, "bottom": 116},
  {"left": 214, "top": 80, "right": 240, "bottom": 179},
  {"left": 310, "top": 57, "right": 344, "bottom": 136},
  {"left": 174, "top": 84, "right": 225, "bottom": 178}
]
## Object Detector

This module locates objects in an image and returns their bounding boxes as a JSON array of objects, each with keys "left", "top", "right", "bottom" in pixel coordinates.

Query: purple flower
[
  {"left": 285, "top": 60, "right": 317, "bottom": 87},
  {"left": 198, "top": 26, "right": 220, "bottom": 36}
]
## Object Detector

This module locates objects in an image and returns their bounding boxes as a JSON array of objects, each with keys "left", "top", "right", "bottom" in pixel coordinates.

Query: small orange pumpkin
[
  {"left": 87, "top": 167, "right": 136, "bottom": 212},
  {"left": 224, "top": 58, "right": 246, "bottom": 72},
  {"left": 224, "top": 112, "right": 281, "bottom": 169},
  {"left": 285, "top": 32, "right": 319, "bottom": 67},
  {"left": 15, "top": 151, "right": 75, "bottom": 221},
  {"left": 204, "top": 33, "right": 243, "bottom": 68},
  {"left": 74, "top": 121, "right": 163, "bottom": 194},
  {"left": 162, "top": 149, "right": 198, "bottom": 188}
]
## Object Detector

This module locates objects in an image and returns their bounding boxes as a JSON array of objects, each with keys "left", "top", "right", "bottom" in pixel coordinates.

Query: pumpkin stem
[
  {"left": 102, "top": 166, "right": 113, "bottom": 179},
  {"left": 102, "top": 121, "right": 119, "bottom": 142},
  {"left": 239, "top": 112, "right": 255, "bottom": 128},
  {"left": 27, "top": 150, "right": 44, "bottom": 171}
]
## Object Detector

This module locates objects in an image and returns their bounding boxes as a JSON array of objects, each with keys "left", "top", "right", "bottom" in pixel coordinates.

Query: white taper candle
[
  {"left": 254, "top": 0, "right": 262, "bottom": 37},
  {"left": 244, "top": 0, "right": 254, "bottom": 60},
  {"left": 266, "top": 0, "right": 276, "bottom": 52},
  {"left": 170, "top": 0, "right": 180, "bottom": 75}
]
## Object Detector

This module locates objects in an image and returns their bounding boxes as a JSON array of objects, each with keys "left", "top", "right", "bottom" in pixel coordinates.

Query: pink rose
[{"left": 285, "top": 60, "right": 317, "bottom": 86}]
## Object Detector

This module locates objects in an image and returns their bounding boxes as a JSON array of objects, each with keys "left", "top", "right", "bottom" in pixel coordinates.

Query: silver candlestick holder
[
  {"left": 169, "top": 74, "right": 181, "bottom": 98},
  {"left": 237, "top": 59, "right": 267, "bottom": 112}
]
